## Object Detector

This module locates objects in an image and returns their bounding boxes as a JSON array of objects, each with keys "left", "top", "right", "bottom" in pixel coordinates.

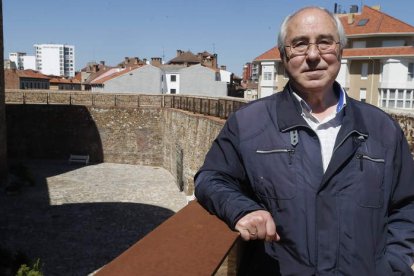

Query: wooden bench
[{"left": 68, "top": 154, "right": 90, "bottom": 165}]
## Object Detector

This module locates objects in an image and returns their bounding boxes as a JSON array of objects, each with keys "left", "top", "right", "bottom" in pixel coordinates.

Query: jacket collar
[{"left": 276, "top": 81, "right": 368, "bottom": 136}]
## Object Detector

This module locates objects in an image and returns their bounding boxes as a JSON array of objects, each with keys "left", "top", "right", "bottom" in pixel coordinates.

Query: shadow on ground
[{"left": 0, "top": 160, "right": 176, "bottom": 275}]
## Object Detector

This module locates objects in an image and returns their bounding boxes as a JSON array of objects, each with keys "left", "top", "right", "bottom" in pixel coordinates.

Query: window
[
  {"left": 408, "top": 63, "right": 414, "bottom": 81},
  {"left": 379, "top": 89, "right": 414, "bottom": 109},
  {"left": 263, "top": 72, "right": 272, "bottom": 80},
  {"left": 357, "top": 19, "right": 369, "bottom": 26},
  {"left": 352, "top": 41, "right": 366, "bottom": 48},
  {"left": 170, "top": 89, "right": 176, "bottom": 94},
  {"left": 359, "top": 89, "right": 366, "bottom": 102},
  {"left": 170, "top": 75, "right": 176, "bottom": 82},
  {"left": 361, "top": 63, "right": 368, "bottom": 79}
]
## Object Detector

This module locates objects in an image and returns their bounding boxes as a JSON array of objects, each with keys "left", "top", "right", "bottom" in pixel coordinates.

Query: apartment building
[
  {"left": 34, "top": 44, "right": 75, "bottom": 77},
  {"left": 253, "top": 5, "right": 414, "bottom": 110},
  {"left": 9, "top": 52, "right": 36, "bottom": 70}
]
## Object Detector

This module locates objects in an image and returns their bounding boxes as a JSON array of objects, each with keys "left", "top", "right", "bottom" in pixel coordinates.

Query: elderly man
[{"left": 195, "top": 6, "right": 414, "bottom": 276}]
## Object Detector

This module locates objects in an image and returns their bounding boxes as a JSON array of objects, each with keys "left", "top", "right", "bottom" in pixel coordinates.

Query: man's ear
[{"left": 337, "top": 49, "right": 343, "bottom": 61}]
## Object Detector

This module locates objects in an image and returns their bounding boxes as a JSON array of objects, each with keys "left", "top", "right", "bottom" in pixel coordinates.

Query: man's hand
[{"left": 235, "top": 210, "right": 280, "bottom": 242}]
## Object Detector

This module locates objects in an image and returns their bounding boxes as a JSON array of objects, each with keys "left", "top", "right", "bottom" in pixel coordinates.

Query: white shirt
[{"left": 292, "top": 87, "right": 347, "bottom": 172}]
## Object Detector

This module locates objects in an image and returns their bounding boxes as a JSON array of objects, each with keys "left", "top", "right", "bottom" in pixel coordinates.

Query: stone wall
[
  {"left": 5, "top": 103, "right": 225, "bottom": 195},
  {"left": 162, "top": 108, "right": 223, "bottom": 194},
  {"left": 5, "top": 92, "right": 414, "bottom": 195},
  {"left": 6, "top": 105, "right": 164, "bottom": 167},
  {"left": 390, "top": 111, "right": 414, "bottom": 154}
]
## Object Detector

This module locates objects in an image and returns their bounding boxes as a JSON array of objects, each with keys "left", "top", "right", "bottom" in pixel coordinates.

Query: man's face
[{"left": 283, "top": 8, "right": 342, "bottom": 94}]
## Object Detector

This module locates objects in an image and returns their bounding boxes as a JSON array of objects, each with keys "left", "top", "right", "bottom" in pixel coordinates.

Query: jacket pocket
[
  {"left": 355, "top": 152, "right": 385, "bottom": 208},
  {"left": 253, "top": 148, "right": 297, "bottom": 200}
]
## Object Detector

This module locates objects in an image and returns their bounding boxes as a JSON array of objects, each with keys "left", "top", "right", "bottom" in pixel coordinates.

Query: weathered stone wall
[
  {"left": 6, "top": 105, "right": 163, "bottom": 167},
  {"left": 390, "top": 111, "right": 414, "bottom": 154},
  {"left": 5, "top": 92, "right": 413, "bottom": 195},
  {"left": 162, "top": 108, "right": 224, "bottom": 194}
]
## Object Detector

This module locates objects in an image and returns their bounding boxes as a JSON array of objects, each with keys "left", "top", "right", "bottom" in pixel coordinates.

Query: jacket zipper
[
  {"left": 356, "top": 153, "right": 385, "bottom": 171},
  {"left": 256, "top": 149, "right": 295, "bottom": 165},
  {"left": 333, "top": 130, "right": 368, "bottom": 153}
]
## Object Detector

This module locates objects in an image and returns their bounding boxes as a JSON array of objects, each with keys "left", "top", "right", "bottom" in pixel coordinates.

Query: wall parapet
[{"left": 5, "top": 89, "right": 248, "bottom": 120}]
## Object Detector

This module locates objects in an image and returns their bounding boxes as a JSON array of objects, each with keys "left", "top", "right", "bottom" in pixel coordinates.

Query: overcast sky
[{"left": 4, "top": 0, "right": 414, "bottom": 75}]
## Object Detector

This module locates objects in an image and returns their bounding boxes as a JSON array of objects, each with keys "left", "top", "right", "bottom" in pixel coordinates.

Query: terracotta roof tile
[
  {"left": 254, "top": 6, "right": 414, "bottom": 62},
  {"left": 254, "top": 47, "right": 281, "bottom": 61},
  {"left": 91, "top": 65, "right": 142, "bottom": 84},
  {"left": 339, "top": 6, "right": 414, "bottom": 36},
  {"left": 85, "top": 67, "right": 120, "bottom": 84},
  {"left": 50, "top": 77, "right": 81, "bottom": 84},
  {"left": 168, "top": 51, "right": 201, "bottom": 64},
  {"left": 343, "top": 46, "right": 414, "bottom": 58},
  {"left": 16, "top": 70, "right": 50, "bottom": 79}
]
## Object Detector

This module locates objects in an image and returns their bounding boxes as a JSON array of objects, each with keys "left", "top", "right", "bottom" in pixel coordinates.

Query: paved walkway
[{"left": 0, "top": 160, "right": 187, "bottom": 276}]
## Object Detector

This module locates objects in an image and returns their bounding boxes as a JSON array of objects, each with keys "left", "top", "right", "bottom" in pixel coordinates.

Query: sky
[{"left": 4, "top": 0, "right": 414, "bottom": 76}]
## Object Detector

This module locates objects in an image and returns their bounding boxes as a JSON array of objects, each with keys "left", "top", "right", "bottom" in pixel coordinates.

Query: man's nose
[{"left": 306, "top": 44, "right": 320, "bottom": 59}]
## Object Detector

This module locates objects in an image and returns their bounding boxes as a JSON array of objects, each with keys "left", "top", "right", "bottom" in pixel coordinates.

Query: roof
[
  {"left": 343, "top": 46, "right": 414, "bottom": 58},
  {"left": 254, "top": 47, "right": 281, "bottom": 62},
  {"left": 339, "top": 6, "right": 414, "bottom": 37},
  {"left": 91, "top": 65, "right": 142, "bottom": 84},
  {"left": 168, "top": 51, "right": 201, "bottom": 64},
  {"left": 49, "top": 77, "right": 81, "bottom": 84},
  {"left": 84, "top": 67, "right": 119, "bottom": 84},
  {"left": 16, "top": 70, "right": 50, "bottom": 79},
  {"left": 254, "top": 6, "right": 414, "bottom": 62}
]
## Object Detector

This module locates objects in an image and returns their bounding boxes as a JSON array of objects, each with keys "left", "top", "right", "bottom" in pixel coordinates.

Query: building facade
[
  {"left": 34, "top": 44, "right": 75, "bottom": 77},
  {"left": 9, "top": 52, "right": 36, "bottom": 70},
  {"left": 253, "top": 5, "right": 414, "bottom": 110}
]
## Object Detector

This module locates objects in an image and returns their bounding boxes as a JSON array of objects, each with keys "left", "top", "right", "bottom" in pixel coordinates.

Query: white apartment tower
[
  {"left": 34, "top": 44, "right": 75, "bottom": 77},
  {"left": 9, "top": 52, "right": 36, "bottom": 70}
]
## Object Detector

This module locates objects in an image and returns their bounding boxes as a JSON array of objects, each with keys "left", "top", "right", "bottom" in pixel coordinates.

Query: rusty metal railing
[{"left": 95, "top": 201, "right": 239, "bottom": 276}]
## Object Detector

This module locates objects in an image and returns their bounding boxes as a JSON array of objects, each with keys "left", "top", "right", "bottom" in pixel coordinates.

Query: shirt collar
[{"left": 291, "top": 82, "right": 347, "bottom": 115}]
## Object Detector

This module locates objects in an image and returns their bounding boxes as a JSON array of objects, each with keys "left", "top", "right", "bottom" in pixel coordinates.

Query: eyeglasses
[{"left": 285, "top": 40, "right": 340, "bottom": 57}]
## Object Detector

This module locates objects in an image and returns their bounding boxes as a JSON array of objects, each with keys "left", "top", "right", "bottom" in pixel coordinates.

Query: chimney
[
  {"left": 124, "top": 57, "right": 129, "bottom": 63},
  {"left": 176, "top": 50, "right": 183, "bottom": 56},
  {"left": 220, "top": 65, "right": 227, "bottom": 71},
  {"left": 143, "top": 58, "right": 147, "bottom": 64},
  {"left": 350, "top": 5, "right": 358, "bottom": 13},
  {"left": 151, "top": 57, "right": 162, "bottom": 67},
  {"left": 100, "top": 61, "right": 105, "bottom": 66},
  {"left": 348, "top": 13, "right": 355, "bottom": 24}
]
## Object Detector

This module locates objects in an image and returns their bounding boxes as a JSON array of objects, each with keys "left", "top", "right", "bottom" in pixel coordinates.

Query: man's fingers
[
  {"left": 235, "top": 210, "right": 279, "bottom": 241},
  {"left": 238, "top": 228, "right": 254, "bottom": 241},
  {"left": 265, "top": 215, "right": 280, "bottom": 241}
]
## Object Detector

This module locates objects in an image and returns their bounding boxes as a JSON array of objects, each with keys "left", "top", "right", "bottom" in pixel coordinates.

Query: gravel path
[{"left": 0, "top": 160, "right": 187, "bottom": 276}]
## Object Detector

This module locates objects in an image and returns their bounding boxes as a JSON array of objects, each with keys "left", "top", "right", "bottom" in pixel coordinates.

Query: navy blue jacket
[{"left": 195, "top": 83, "right": 414, "bottom": 275}]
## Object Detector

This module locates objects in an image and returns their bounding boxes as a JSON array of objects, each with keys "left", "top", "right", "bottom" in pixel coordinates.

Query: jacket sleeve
[
  {"left": 386, "top": 129, "right": 414, "bottom": 274},
  {"left": 194, "top": 113, "right": 263, "bottom": 229}
]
